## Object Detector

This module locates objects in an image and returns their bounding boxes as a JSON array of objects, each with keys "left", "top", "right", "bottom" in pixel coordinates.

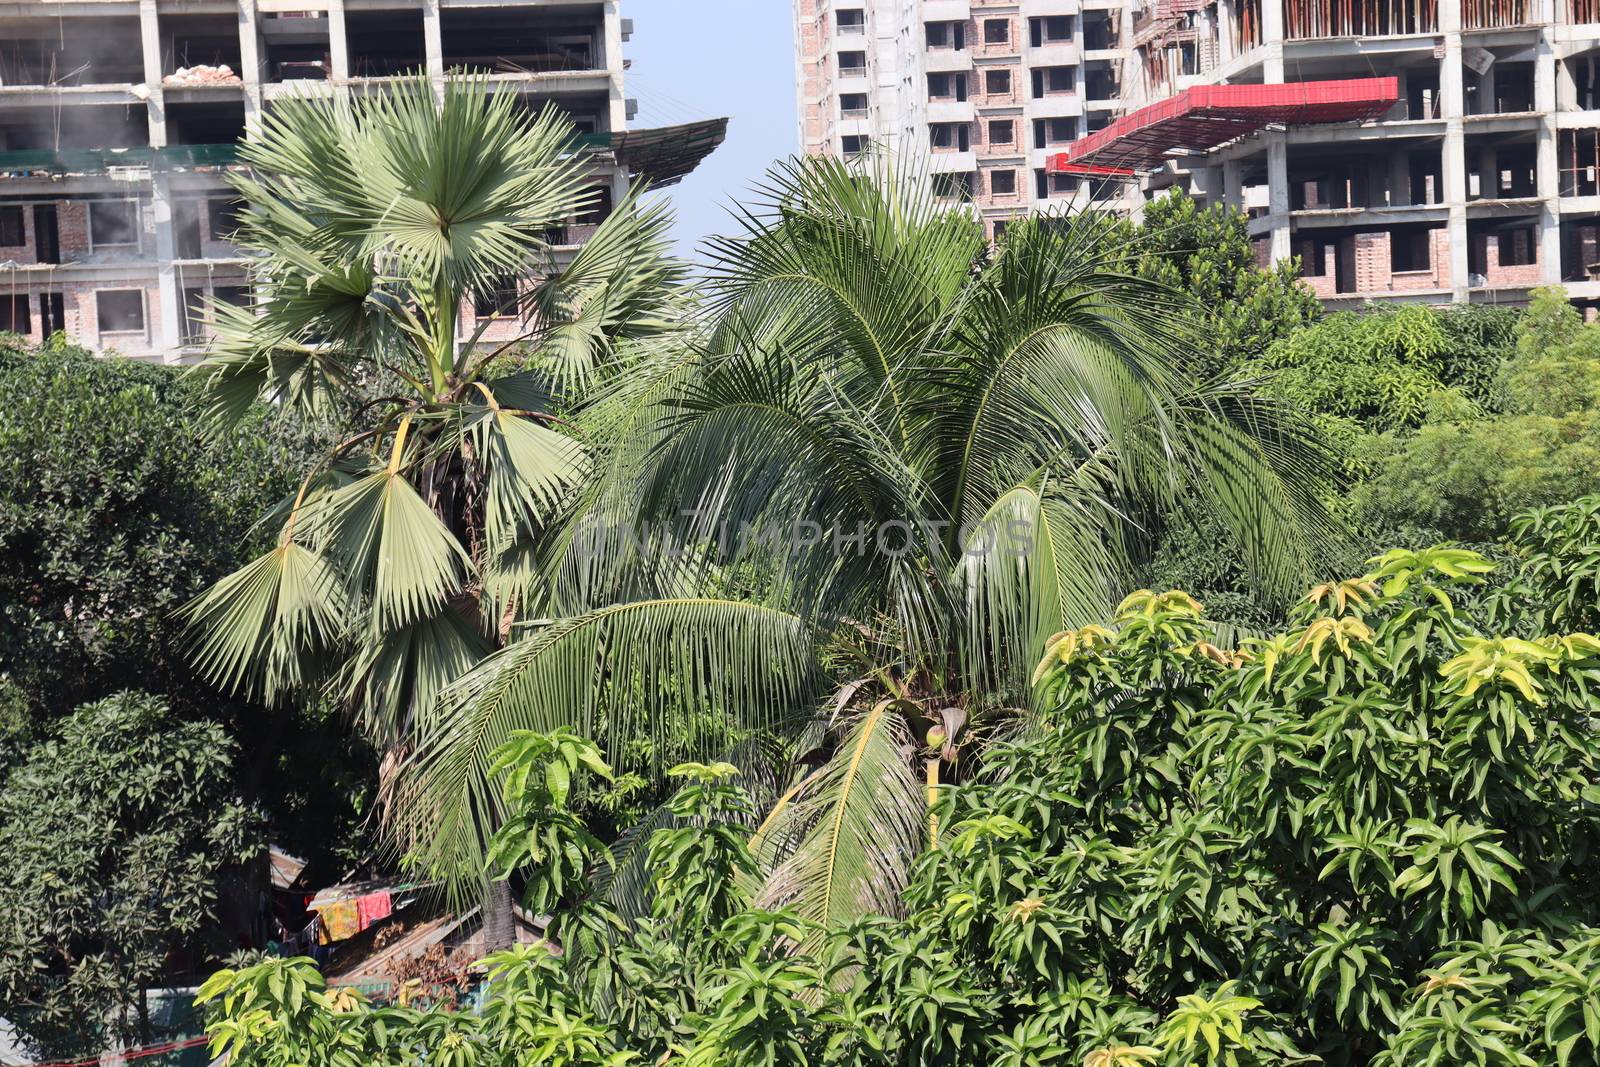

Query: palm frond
[
  {"left": 340, "top": 605, "right": 493, "bottom": 750},
  {"left": 390, "top": 598, "right": 817, "bottom": 887},
  {"left": 527, "top": 185, "right": 688, "bottom": 393},
  {"left": 755, "top": 701, "right": 924, "bottom": 931},
  {"left": 957, "top": 485, "right": 1122, "bottom": 699},
  {"left": 320, "top": 467, "right": 472, "bottom": 631},
  {"left": 181, "top": 540, "right": 348, "bottom": 703}
]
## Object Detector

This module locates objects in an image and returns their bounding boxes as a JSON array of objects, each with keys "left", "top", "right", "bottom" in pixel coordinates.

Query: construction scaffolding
[
  {"left": 1283, "top": 0, "right": 1438, "bottom": 38},
  {"left": 1461, "top": 0, "right": 1531, "bottom": 28}
]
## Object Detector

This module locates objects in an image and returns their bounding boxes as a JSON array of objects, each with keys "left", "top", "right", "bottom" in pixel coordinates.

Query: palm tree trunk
[{"left": 481, "top": 878, "right": 517, "bottom": 953}]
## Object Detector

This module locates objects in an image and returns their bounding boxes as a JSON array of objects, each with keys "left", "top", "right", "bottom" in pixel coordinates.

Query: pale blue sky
[{"left": 624, "top": 1, "right": 799, "bottom": 260}]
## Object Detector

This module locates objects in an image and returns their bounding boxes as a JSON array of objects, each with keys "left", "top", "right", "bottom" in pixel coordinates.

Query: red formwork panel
[{"left": 1047, "top": 77, "right": 1400, "bottom": 177}]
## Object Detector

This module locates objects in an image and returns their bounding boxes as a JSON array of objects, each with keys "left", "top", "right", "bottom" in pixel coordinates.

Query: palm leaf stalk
[{"left": 413, "top": 153, "right": 1339, "bottom": 933}]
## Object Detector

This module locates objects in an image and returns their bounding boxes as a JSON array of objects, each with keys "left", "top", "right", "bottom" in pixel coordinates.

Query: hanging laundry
[
  {"left": 317, "top": 899, "right": 361, "bottom": 942},
  {"left": 357, "top": 891, "right": 393, "bottom": 928}
]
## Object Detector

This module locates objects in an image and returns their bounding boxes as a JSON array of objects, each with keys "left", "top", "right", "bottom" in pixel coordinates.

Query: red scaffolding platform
[{"left": 1047, "top": 77, "right": 1400, "bottom": 178}]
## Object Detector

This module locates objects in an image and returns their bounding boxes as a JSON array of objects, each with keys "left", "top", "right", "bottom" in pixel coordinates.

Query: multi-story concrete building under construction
[
  {"left": 796, "top": 0, "right": 1600, "bottom": 309},
  {"left": 794, "top": 0, "right": 1124, "bottom": 240},
  {"left": 0, "top": 1, "right": 724, "bottom": 362}
]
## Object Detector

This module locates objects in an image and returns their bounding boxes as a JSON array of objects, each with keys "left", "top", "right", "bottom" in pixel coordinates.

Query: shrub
[
  {"left": 0, "top": 693, "right": 261, "bottom": 1058},
  {"left": 200, "top": 516, "right": 1600, "bottom": 1065}
]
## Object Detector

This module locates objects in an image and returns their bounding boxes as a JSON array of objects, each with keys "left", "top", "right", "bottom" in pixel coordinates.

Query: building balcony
[
  {"left": 1022, "top": 0, "right": 1083, "bottom": 13},
  {"left": 1026, "top": 93, "right": 1085, "bottom": 118},
  {"left": 925, "top": 48, "right": 975, "bottom": 73},
  {"left": 929, "top": 150, "right": 977, "bottom": 172},
  {"left": 923, "top": 1, "right": 974, "bottom": 20},
  {"left": 1026, "top": 41, "right": 1080, "bottom": 65},
  {"left": 928, "top": 99, "right": 977, "bottom": 123},
  {"left": 0, "top": 83, "right": 141, "bottom": 107},
  {"left": 837, "top": 66, "right": 872, "bottom": 90},
  {"left": 0, "top": 144, "right": 240, "bottom": 181}
]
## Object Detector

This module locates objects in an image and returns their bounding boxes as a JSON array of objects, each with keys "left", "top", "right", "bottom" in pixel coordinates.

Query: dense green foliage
[
  {"left": 1120, "top": 190, "right": 1322, "bottom": 376},
  {"left": 0, "top": 336, "right": 294, "bottom": 729},
  {"left": 381, "top": 159, "right": 1336, "bottom": 931},
  {"left": 199, "top": 501, "right": 1600, "bottom": 1065},
  {"left": 0, "top": 337, "right": 376, "bottom": 861},
  {"left": 176, "top": 79, "right": 683, "bottom": 941},
  {"left": 0, "top": 337, "right": 378, "bottom": 1056},
  {"left": 0, "top": 693, "right": 260, "bottom": 1057},
  {"left": 1353, "top": 290, "right": 1600, "bottom": 543}
]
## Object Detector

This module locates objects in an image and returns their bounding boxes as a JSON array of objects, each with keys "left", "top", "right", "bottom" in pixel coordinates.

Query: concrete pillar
[
  {"left": 237, "top": 0, "right": 265, "bottom": 137},
  {"left": 1262, "top": 0, "right": 1285, "bottom": 81},
  {"left": 1391, "top": 149, "right": 1412, "bottom": 206},
  {"left": 1217, "top": 0, "right": 1237, "bottom": 64},
  {"left": 139, "top": 1, "right": 167, "bottom": 148},
  {"left": 1267, "top": 134, "right": 1291, "bottom": 263},
  {"left": 327, "top": 0, "right": 350, "bottom": 83},
  {"left": 1224, "top": 158, "right": 1244, "bottom": 209},
  {"left": 141, "top": 0, "right": 181, "bottom": 363},
  {"left": 423, "top": 0, "right": 445, "bottom": 84},
  {"left": 150, "top": 175, "right": 184, "bottom": 363},
  {"left": 1440, "top": 4, "right": 1470, "bottom": 299},
  {"left": 1537, "top": 25, "right": 1563, "bottom": 283},
  {"left": 604, "top": 0, "right": 627, "bottom": 133}
]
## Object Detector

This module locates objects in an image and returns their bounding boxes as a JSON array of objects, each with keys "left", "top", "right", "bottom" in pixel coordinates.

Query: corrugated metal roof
[{"left": 1047, "top": 78, "right": 1401, "bottom": 176}]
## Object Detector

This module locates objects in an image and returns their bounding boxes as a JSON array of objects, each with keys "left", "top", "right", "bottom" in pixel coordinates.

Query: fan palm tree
[
  {"left": 393, "top": 156, "right": 1337, "bottom": 933},
  {"left": 179, "top": 75, "right": 686, "bottom": 946}
]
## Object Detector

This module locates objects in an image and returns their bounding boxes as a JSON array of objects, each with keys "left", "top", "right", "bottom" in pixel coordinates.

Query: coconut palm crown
[{"left": 390, "top": 155, "right": 1337, "bottom": 929}]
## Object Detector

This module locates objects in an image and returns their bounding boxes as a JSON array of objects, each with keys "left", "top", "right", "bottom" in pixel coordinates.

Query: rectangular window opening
[
  {"left": 97, "top": 289, "right": 146, "bottom": 333},
  {"left": 89, "top": 200, "right": 140, "bottom": 249}
]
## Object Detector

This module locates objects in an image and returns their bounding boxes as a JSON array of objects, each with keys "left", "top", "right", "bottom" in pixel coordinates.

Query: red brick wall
[
  {"left": 795, "top": 0, "right": 831, "bottom": 155},
  {"left": 974, "top": 62, "right": 1022, "bottom": 107},
  {"left": 1297, "top": 236, "right": 1339, "bottom": 298},
  {"left": 0, "top": 204, "right": 37, "bottom": 264},
  {"left": 57, "top": 201, "right": 92, "bottom": 258},
  {"left": 81, "top": 282, "right": 160, "bottom": 354},
  {"left": 1480, "top": 227, "right": 1542, "bottom": 288},
  {"left": 970, "top": 9, "right": 1021, "bottom": 60}
]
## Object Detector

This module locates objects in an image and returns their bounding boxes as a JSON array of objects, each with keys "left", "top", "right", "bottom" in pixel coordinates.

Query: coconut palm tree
[
  {"left": 392, "top": 156, "right": 1337, "bottom": 932},
  {"left": 179, "top": 75, "right": 686, "bottom": 946}
]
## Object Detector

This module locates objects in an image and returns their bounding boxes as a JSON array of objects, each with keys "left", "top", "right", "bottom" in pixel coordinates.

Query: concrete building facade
[
  {"left": 0, "top": 0, "right": 715, "bottom": 362},
  {"left": 1108, "top": 0, "right": 1600, "bottom": 308},
  {"left": 795, "top": 0, "right": 1122, "bottom": 238},
  {"left": 797, "top": 0, "right": 1600, "bottom": 307}
]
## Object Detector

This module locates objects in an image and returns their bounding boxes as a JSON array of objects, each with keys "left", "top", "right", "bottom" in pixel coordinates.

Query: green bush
[
  {"left": 198, "top": 505, "right": 1600, "bottom": 1065},
  {"left": 0, "top": 692, "right": 261, "bottom": 1058},
  {"left": 1120, "top": 190, "right": 1322, "bottom": 378},
  {"left": 0, "top": 337, "right": 300, "bottom": 725},
  {"left": 1353, "top": 290, "right": 1600, "bottom": 543},
  {"left": 0, "top": 337, "right": 377, "bottom": 868}
]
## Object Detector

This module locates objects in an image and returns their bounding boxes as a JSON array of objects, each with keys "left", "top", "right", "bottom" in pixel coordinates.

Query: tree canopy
[
  {"left": 199, "top": 500, "right": 1600, "bottom": 1065},
  {"left": 0, "top": 692, "right": 260, "bottom": 1058},
  {"left": 0, "top": 336, "right": 300, "bottom": 731}
]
